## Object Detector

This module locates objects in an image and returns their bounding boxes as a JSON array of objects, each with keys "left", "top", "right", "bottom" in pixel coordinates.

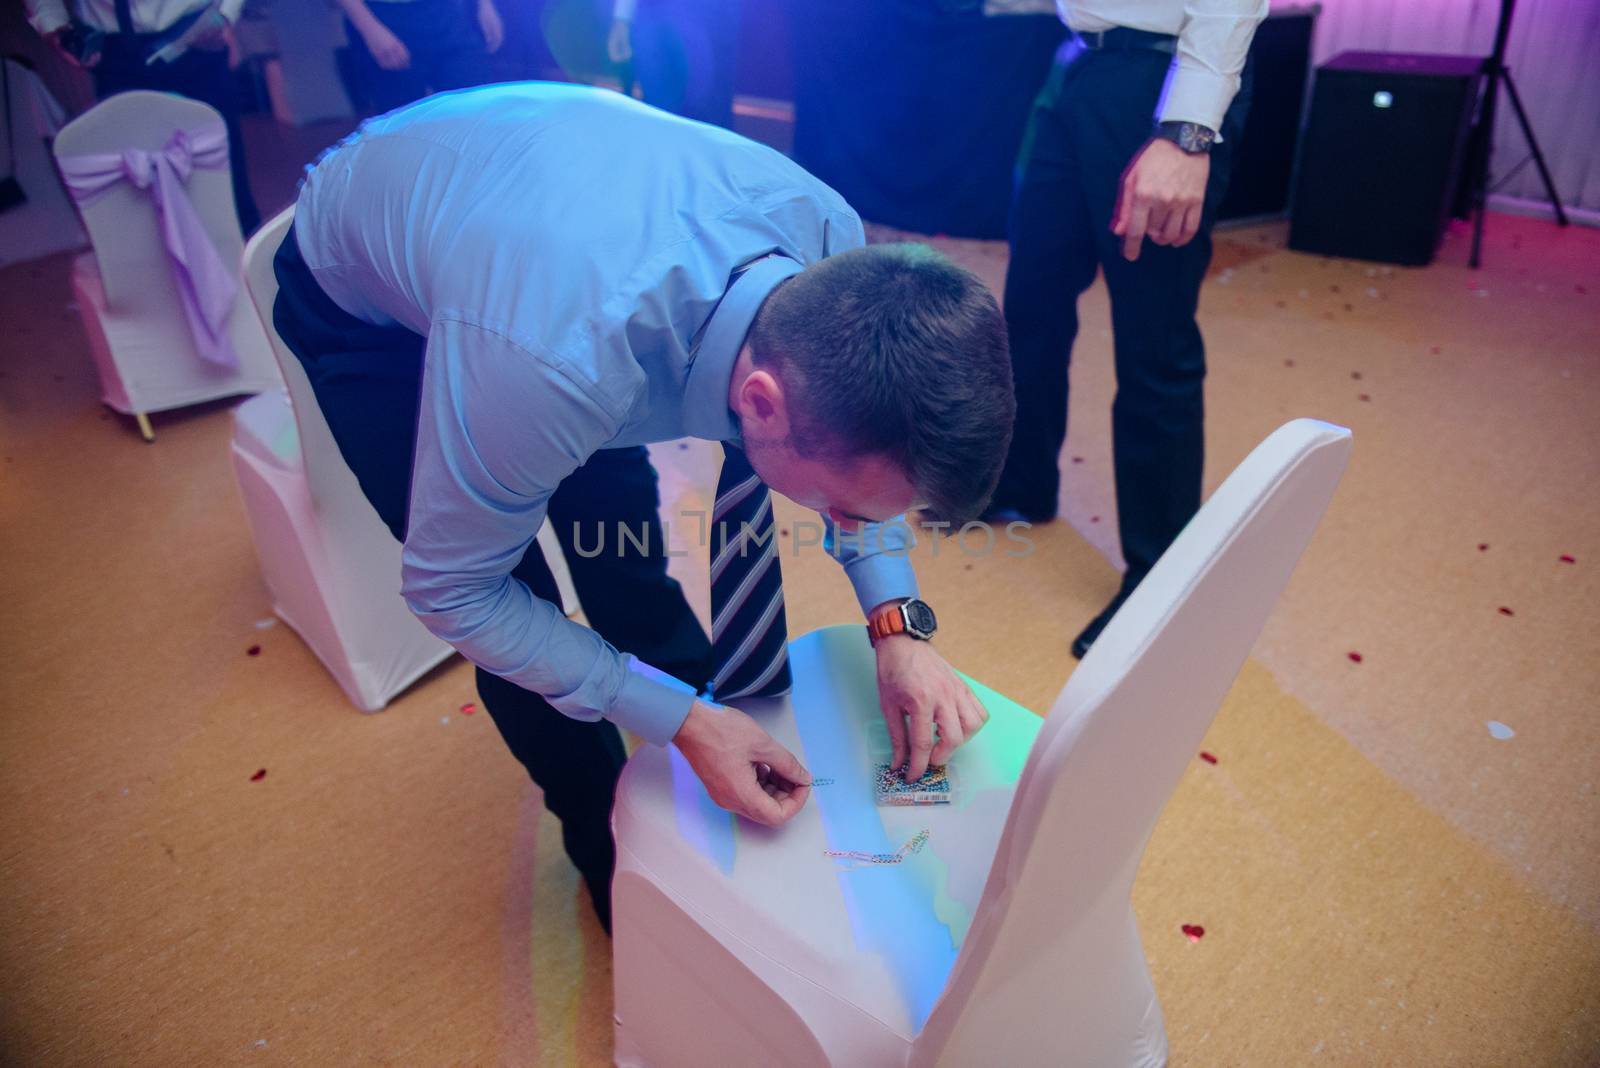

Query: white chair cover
[
  {"left": 52, "top": 91, "right": 278, "bottom": 423},
  {"left": 232, "top": 208, "right": 576, "bottom": 712},
  {"left": 612, "top": 418, "right": 1353, "bottom": 1067},
  {"left": 0, "top": 57, "right": 86, "bottom": 267}
]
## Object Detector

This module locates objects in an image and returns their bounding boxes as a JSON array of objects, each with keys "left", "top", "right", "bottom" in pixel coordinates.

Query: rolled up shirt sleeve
[
  {"left": 401, "top": 317, "right": 695, "bottom": 746},
  {"left": 826, "top": 515, "right": 920, "bottom": 615},
  {"left": 1156, "top": 0, "right": 1268, "bottom": 132}
]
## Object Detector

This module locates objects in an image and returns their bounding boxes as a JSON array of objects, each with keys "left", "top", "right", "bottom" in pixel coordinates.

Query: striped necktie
[{"left": 708, "top": 445, "right": 792, "bottom": 702}]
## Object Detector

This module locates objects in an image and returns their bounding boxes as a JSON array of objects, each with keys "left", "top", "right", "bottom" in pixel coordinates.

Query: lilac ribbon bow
[{"left": 59, "top": 124, "right": 240, "bottom": 369}]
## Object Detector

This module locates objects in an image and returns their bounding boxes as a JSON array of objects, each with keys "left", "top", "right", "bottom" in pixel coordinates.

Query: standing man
[
  {"left": 26, "top": 0, "right": 261, "bottom": 233},
  {"left": 607, "top": 0, "right": 738, "bottom": 129},
  {"left": 335, "top": 0, "right": 504, "bottom": 115},
  {"left": 987, "top": 0, "right": 1266, "bottom": 657},
  {"left": 273, "top": 83, "right": 1013, "bottom": 931}
]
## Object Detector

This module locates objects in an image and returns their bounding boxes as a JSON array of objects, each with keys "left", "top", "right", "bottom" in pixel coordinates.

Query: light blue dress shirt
[{"left": 293, "top": 82, "right": 918, "bottom": 746}]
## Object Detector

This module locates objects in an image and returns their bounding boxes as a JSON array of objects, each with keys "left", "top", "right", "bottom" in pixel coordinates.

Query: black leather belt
[{"left": 1074, "top": 27, "right": 1179, "bottom": 55}]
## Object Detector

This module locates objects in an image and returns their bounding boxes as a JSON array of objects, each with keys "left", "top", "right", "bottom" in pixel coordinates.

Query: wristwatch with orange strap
[{"left": 866, "top": 597, "right": 938, "bottom": 647}]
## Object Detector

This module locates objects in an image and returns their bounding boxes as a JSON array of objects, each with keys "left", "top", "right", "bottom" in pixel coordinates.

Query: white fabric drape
[{"left": 1306, "top": 0, "right": 1600, "bottom": 215}]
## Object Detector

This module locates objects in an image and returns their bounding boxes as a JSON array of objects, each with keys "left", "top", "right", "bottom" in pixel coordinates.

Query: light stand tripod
[{"left": 1466, "top": 0, "right": 1568, "bottom": 269}]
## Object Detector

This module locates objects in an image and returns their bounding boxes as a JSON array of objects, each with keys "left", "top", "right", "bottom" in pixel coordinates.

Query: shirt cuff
[
  {"left": 217, "top": 0, "right": 246, "bottom": 24},
  {"left": 606, "top": 655, "right": 697, "bottom": 746},
  {"left": 841, "top": 546, "right": 920, "bottom": 617},
  {"left": 27, "top": 3, "right": 70, "bottom": 35},
  {"left": 1156, "top": 62, "right": 1237, "bottom": 136},
  {"left": 613, "top": 0, "right": 637, "bottom": 21}
]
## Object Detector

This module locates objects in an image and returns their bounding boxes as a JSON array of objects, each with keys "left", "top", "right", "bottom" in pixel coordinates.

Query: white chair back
[
  {"left": 0, "top": 56, "right": 87, "bottom": 267},
  {"left": 913, "top": 419, "right": 1352, "bottom": 1066},
  {"left": 53, "top": 90, "right": 240, "bottom": 314}
]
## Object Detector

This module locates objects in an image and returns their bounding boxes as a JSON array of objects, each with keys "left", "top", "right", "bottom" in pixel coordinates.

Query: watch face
[{"left": 904, "top": 600, "right": 937, "bottom": 638}]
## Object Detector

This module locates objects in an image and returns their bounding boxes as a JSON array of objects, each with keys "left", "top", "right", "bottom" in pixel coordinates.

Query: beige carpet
[{"left": 0, "top": 110, "right": 1597, "bottom": 1064}]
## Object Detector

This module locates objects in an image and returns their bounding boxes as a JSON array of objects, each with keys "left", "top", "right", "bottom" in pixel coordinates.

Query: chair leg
[{"left": 135, "top": 413, "right": 154, "bottom": 442}]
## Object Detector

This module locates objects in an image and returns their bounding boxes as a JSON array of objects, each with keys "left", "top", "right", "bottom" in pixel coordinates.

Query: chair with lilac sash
[{"left": 53, "top": 90, "right": 278, "bottom": 441}]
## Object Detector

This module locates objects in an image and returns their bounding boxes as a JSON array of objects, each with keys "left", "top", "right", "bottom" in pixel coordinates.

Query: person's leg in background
[
  {"left": 405, "top": 0, "right": 496, "bottom": 95},
  {"left": 270, "top": 227, "right": 700, "bottom": 933},
  {"left": 1066, "top": 47, "right": 1252, "bottom": 656},
  {"left": 91, "top": 31, "right": 261, "bottom": 234},
  {"left": 632, "top": 0, "right": 738, "bottom": 129},
  {"left": 342, "top": 2, "right": 430, "bottom": 114},
  {"left": 989, "top": 44, "right": 1102, "bottom": 522}
]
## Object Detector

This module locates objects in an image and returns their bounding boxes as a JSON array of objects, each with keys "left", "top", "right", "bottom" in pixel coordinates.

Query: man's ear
[{"left": 734, "top": 368, "right": 791, "bottom": 439}]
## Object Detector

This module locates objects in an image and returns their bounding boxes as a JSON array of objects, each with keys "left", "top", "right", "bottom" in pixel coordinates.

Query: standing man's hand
[
  {"left": 673, "top": 699, "right": 812, "bottom": 825},
  {"left": 1112, "top": 137, "right": 1210, "bottom": 261},
  {"left": 875, "top": 634, "right": 988, "bottom": 782},
  {"left": 478, "top": 0, "right": 504, "bottom": 54},
  {"left": 45, "top": 27, "right": 100, "bottom": 69},
  {"left": 360, "top": 20, "right": 410, "bottom": 70},
  {"left": 607, "top": 17, "right": 632, "bottom": 64}
]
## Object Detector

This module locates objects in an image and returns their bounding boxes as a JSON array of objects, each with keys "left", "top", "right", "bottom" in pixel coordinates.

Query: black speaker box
[
  {"left": 1217, "top": 6, "right": 1317, "bottom": 223},
  {"left": 1290, "top": 52, "right": 1483, "bottom": 265}
]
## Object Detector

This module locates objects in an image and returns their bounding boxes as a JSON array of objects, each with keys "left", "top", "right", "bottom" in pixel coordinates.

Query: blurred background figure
[
  {"left": 336, "top": 0, "right": 505, "bottom": 115},
  {"left": 608, "top": 0, "right": 737, "bottom": 128},
  {"left": 23, "top": 0, "right": 261, "bottom": 232}
]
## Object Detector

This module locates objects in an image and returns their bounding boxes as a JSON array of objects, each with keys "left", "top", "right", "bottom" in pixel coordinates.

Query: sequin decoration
[{"left": 825, "top": 829, "right": 931, "bottom": 870}]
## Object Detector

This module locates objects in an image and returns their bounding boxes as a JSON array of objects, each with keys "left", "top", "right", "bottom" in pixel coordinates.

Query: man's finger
[
  {"left": 1177, "top": 202, "right": 1203, "bottom": 248},
  {"left": 738, "top": 780, "right": 788, "bottom": 826},
  {"left": 1156, "top": 202, "right": 1187, "bottom": 246},
  {"left": 759, "top": 742, "right": 810, "bottom": 790},
  {"left": 930, "top": 704, "right": 964, "bottom": 766},
  {"left": 905, "top": 709, "right": 936, "bottom": 782},
  {"left": 958, "top": 690, "right": 987, "bottom": 738},
  {"left": 883, "top": 707, "right": 909, "bottom": 772},
  {"left": 1121, "top": 201, "right": 1150, "bottom": 261},
  {"left": 1111, "top": 174, "right": 1136, "bottom": 237}
]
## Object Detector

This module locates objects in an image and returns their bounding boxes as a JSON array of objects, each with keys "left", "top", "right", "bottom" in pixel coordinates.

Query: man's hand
[
  {"left": 46, "top": 27, "right": 99, "bottom": 69},
  {"left": 875, "top": 634, "right": 988, "bottom": 782},
  {"left": 673, "top": 699, "right": 812, "bottom": 826},
  {"left": 478, "top": 0, "right": 504, "bottom": 54},
  {"left": 361, "top": 20, "right": 411, "bottom": 70},
  {"left": 607, "top": 18, "right": 632, "bottom": 64},
  {"left": 1111, "top": 138, "right": 1210, "bottom": 262}
]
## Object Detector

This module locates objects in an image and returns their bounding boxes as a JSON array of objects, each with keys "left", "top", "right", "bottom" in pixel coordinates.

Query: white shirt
[
  {"left": 26, "top": 0, "right": 243, "bottom": 36},
  {"left": 1057, "top": 0, "right": 1267, "bottom": 131}
]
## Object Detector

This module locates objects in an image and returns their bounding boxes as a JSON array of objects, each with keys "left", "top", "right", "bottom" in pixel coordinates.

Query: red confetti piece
[
  {"left": 1351, "top": 371, "right": 1363, "bottom": 380},
  {"left": 963, "top": 563, "right": 974, "bottom": 570},
  {"left": 247, "top": 645, "right": 262, "bottom": 657},
  {"left": 1199, "top": 751, "right": 1218, "bottom": 764},
  {"left": 1284, "top": 359, "right": 1296, "bottom": 367},
  {"left": 1181, "top": 924, "right": 1205, "bottom": 943},
  {"left": 1348, "top": 651, "right": 1364, "bottom": 663},
  {"left": 1559, "top": 554, "right": 1576, "bottom": 564},
  {"left": 1274, "top": 300, "right": 1286, "bottom": 308},
  {"left": 1498, "top": 607, "right": 1514, "bottom": 616},
  {"left": 1429, "top": 346, "right": 1441, "bottom": 355},
  {"left": 780, "top": 528, "right": 790, "bottom": 537},
  {"left": 1478, "top": 544, "right": 1489, "bottom": 552},
  {"left": 1071, "top": 456, "right": 1084, "bottom": 464},
  {"left": 1090, "top": 515, "right": 1101, "bottom": 523},
  {"left": 460, "top": 702, "right": 477, "bottom": 715},
  {"left": 1359, "top": 393, "right": 1372, "bottom": 402},
  {"left": 1343, "top": 303, "right": 1354, "bottom": 312},
  {"left": 1578, "top": 285, "right": 1588, "bottom": 295},
  {"left": 251, "top": 769, "right": 267, "bottom": 782}
]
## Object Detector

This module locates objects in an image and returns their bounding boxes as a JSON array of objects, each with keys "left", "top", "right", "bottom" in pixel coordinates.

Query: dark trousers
[
  {"left": 271, "top": 224, "right": 712, "bottom": 913},
  {"left": 93, "top": 22, "right": 261, "bottom": 235},
  {"left": 631, "top": 0, "right": 739, "bottom": 129},
  {"left": 343, "top": 0, "right": 491, "bottom": 115},
  {"left": 994, "top": 39, "right": 1250, "bottom": 588}
]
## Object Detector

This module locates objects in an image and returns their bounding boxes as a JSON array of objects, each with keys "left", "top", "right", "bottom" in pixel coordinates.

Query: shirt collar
[{"left": 681, "top": 254, "right": 805, "bottom": 443}]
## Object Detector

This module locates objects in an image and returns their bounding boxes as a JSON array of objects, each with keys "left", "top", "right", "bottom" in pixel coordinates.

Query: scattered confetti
[
  {"left": 440, "top": 716, "right": 450, "bottom": 725},
  {"left": 255, "top": 1039, "right": 268, "bottom": 1049},
  {"left": 1199, "top": 751, "right": 1218, "bottom": 764},
  {"left": 1284, "top": 359, "right": 1296, "bottom": 368},
  {"left": 1348, "top": 651, "right": 1364, "bottom": 663},
  {"left": 1351, "top": 371, "right": 1363, "bottom": 380},
  {"left": 1343, "top": 303, "right": 1354, "bottom": 312},
  {"left": 1359, "top": 394, "right": 1371, "bottom": 402},
  {"left": 1577, "top": 284, "right": 1588, "bottom": 295},
  {"left": 1275, "top": 300, "right": 1286, "bottom": 308},
  {"left": 1487, "top": 721, "right": 1516, "bottom": 740},
  {"left": 1559, "top": 554, "right": 1576, "bottom": 564},
  {"left": 1181, "top": 924, "right": 1206, "bottom": 943},
  {"left": 460, "top": 702, "right": 477, "bottom": 715},
  {"left": 1498, "top": 607, "right": 1514, "bottom": 616},
  {"left": 251, "top": 769, "right": 267, "bottom": 782},
  {"left": 247, "top": 645, "right": 262, "bottom": 657},
  {"left": 1478, "top": 544, "right": 1489, "bottom": 552},
  {"left": 253, "top": 618, "right": 277, "bottom": 630},
  {"left": 826, "top": 829, "right": 930, "bottom": 869},
  {"left": 780, "top": 527, "right": 789, "bottom": 537},
  {"left": 1090, "top": 515, "right": 1101, "bottom": 523},
  {"left": 964, "top": 563, "right": 974, "bottom": 570},
  {"left": 1071, "top": 455, "right": 1084, "bottom": 464},
  {"left": 1430, "top": 346, "right": 1442, "bottom": 355}
]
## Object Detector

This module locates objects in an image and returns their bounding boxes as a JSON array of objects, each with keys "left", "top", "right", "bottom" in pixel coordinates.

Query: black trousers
[
  {"left": 343, "top": 0, "right": 491, "bottom": 115},
  {"left": 93, "top": 22, "right": 261, "bottom": 235},
  {"left": 631, "top": 0, "right": 739, "bottom": 130},
  {"left": 271, "top": 224, "right": 712, "bottom": 904},
  {"left": 994, "top": 39, "right": 1250, "bottom": 588}
]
